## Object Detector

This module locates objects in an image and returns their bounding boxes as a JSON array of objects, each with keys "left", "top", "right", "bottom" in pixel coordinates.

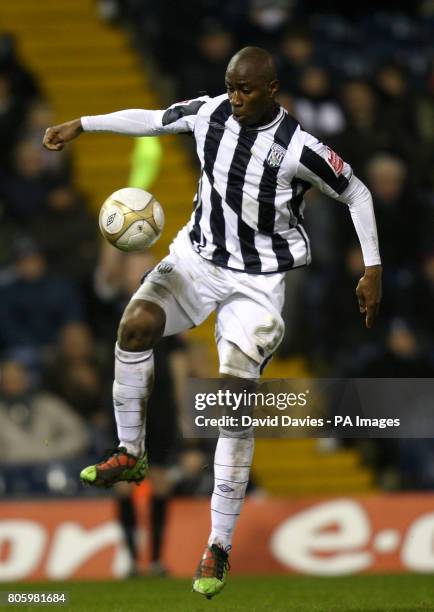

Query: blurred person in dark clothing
[
  {"left": 315, "top": 244, "right": 380, "bottom": 372},
  {"left": 0, "top": 140, "right": 58, "bottom": 223},
  {"left": 30, "top": 183, "right": 98, "bottom": 286},
  {"left": 419, "top": 253, "right": 434, "bottom": 359},
  {"left": 0, "top": 236, "right": 85, "bottom": 373},
  {"left": 375, "top": 63, "right": 421, "bottom": 140},
  {"left": 356, "top": 318, "right": 434, "bottom": 378},
  {"left": 365, "top": 154, "right": 429, "bottom": 272},
  {"left": 0, "top": 359, "right": 89, "bottom": 464},
  {"left": 0, "top": 34, "right": 41, "bottom": 168},
  {"left": 45, "top": 322, "right": 106, "bottom": 423},
  {"left": 374, "top": 62, "right": 428, "bottom": 185},
  {"left": 177, "top": 20, "right": 235, "bottom": 100},
  {"left": 277, "top": 25, "right": 317, "bottom": 96},
  {"left": 0, "top": 33, "right": 40, "bottom": 103},
  {"left": 236, "top": 0, "right": 293, "bottom": 52},
  {"left": 292, "top": 64, "right": 345, "bottom": 138},
  {"left": 328, "top": 79, "right": 390, "bottom": 179},
  {"left": 0, "top": 72, "right": 27, "bottom": 168},
  {"left": 171, "top": 442, "right": 214, "bottom": 497},
  {"left": 21, "top": 98, "right": 72, "bottom": 180}
]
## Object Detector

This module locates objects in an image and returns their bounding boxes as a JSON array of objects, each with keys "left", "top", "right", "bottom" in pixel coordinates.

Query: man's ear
[{"left": 269, "top": 79, "right": 279, "bottom": 98}]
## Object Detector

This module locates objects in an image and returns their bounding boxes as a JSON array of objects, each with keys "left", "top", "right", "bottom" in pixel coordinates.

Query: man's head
[{"left": 225, "top": 46, "right": 279, "bottom": 127}]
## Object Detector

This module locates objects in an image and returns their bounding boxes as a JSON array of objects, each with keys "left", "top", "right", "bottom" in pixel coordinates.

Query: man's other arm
[{"left": 295, "top": 132, "right": 382, "bottom": 328}]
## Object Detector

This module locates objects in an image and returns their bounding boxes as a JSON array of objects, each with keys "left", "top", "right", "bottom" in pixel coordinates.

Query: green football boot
[
  {"left": 192, "top": 544, "right": 230, "bottom": 599},
  {"left": 80, "top": 447, "right": 148, "bottom": 488}
]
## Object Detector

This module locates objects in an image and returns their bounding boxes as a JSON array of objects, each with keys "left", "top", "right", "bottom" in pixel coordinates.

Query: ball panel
[
  {"left": 98, "top": 188, "right": 163, "bottom": 252},
  {"left": 110, "top": 187, "right": 153, "bottom": 211},
  {"left": 115, "top": 219, "right": 157, "bottom": 250},
  {"left": 152, "top": 200, "right": 165, "bottom": 232}
]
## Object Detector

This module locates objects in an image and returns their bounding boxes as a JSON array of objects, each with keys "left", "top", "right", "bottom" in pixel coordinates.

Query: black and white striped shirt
[{"left": 82, "top": 93, "right": 381, "bottom": 274}]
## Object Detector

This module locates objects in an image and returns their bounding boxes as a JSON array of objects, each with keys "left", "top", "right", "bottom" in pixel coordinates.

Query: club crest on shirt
[
  {"left": 265, "top": 143, "right": 286, "bottom": 168},
  {"left": 326, "top": 147, "right": 344, "bottom": 176}
]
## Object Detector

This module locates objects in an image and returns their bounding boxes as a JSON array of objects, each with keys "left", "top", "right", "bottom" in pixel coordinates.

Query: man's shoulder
[
  {"left": 162, "top": 94, "right": 227, "bottom": 127},
  {"left": 196, "top": 93, "right": 228, "bottom": 115}
]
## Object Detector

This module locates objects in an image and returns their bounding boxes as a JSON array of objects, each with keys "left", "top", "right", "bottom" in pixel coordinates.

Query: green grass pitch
[{"left": 3, "top": 575, "right": 434, "bottom": 612}]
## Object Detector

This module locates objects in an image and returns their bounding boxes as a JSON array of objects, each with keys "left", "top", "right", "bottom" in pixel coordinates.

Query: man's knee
[
  {"left": 218, "top": 339, "right": 264, "bottom": 379},
  {"left": 118, "top": 300, "right": 165, "bottom": 351},
  {"left": 254, "top": 313, "right": 285, "bottom": 356}
]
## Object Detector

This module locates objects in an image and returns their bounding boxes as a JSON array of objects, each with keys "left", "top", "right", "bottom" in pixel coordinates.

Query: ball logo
[
  {"left": 102, "top": 204, "right": 124, "bottom": 234},
  {"left": 106, "top": 212, "right": 117, "bottom": 227}
]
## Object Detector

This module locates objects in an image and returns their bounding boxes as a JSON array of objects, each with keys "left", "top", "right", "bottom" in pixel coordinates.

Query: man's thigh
[
  {"left": 130, "top": 247, "right": 216, "bottom": 337},
  {"left": 131, "top": 281, "right": 195, "bottom": 336},
  {"left": 216, "top": 293, "right": 285, "bottom": 378}
]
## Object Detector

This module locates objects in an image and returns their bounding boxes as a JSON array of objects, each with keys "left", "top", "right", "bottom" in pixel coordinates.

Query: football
[{"left": 98, "top": 187, "right": 164, "bottom": 252}]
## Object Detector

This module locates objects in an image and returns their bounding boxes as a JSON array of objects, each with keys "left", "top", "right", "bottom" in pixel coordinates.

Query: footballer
[{"left": 43, "top": 46, "right": 382, "bottom": 599}]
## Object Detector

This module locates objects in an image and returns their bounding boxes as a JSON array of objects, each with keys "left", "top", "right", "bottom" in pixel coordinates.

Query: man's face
[{"left": 225, "top": 64, "right": 277, "bottom": 127}]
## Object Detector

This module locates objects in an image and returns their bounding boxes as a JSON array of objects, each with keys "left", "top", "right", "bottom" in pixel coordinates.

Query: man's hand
[
  {"left": 43, "top": 118, "right": 83, "bottom": 151},
  {"left": 356, "top": 264, "right": 382, "bottom": 329}
]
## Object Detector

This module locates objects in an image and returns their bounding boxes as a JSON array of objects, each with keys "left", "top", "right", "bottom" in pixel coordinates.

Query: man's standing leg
[
  {"left": 193, "top": 341, "right": 258, "bottom": 599},
  {"left": 193, "top": 285, "right": 285, "bottom": 599}
]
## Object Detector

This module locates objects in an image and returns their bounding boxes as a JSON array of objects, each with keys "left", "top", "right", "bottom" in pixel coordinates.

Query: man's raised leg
[{"left": 80, "top": 300, "right": 164, "bottom": 487}]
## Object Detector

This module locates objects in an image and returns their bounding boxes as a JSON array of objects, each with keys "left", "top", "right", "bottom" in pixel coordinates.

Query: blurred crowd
[{"left": 0, "top": 1, "right": 433, "bottom": 506}]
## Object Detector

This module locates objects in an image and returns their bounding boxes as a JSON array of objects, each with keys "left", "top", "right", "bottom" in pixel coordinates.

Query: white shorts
[{"left": 131, "top": 226, "right": 285, "bottom": 376}]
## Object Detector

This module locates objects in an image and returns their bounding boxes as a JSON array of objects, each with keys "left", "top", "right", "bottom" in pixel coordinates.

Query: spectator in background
[
  {"left": 0, "top": 359, "right": 90, "bottom": 464},
  {"left": 418, "top": 60, "right": 434, "bottom": 179},
  {"left": 328, "top": 79, "right": 389, "bottom": 179},
  {"left": 356, "top": 318, "right": 434, "bottom": 378},
  {"left": 316, "top": 243, "right": 379, "bottom": 372},
  {"left": 0, "top": 139, "right": 55, "bottom": 223},
  {"left": 277, "top": 25, "right": 317, "bottom": 95},
  {"left": 365, "top": 154, "right": 428, "bottom": 275},
  {"left": 0, "top": 33, "right": 40, "bottom": 104},
  {"left": 375, "top": 63, "right": 419, "bottom": 136},
  {"left": 45, "top": 322, "right": 106, "bottom": 424},
  {"left": 21, "top": 98, "right": 72, "bottom": 180},
  {"left": 420, "top": 253, "right": 434, "bottom": 359},
  {"left": 177, "top": 19, "right": 234, "bottom": 100},
  {"left": 374, "top": 62, "right": 428, "bottom": 185},
  {"left": 0, "top": 72, "right": 26, "bottom": 168},
  {"left": 0, "top": 235, "right": 85, "bottom": 374},
  {"left": 236, "top": 0, "right": 292, "bottom": 52},
  {"left": 30, "top": 183, "right": 98, "bottom": 287},
  {"left": 292, "top": 64, "right": 345, "bottom": 137}
]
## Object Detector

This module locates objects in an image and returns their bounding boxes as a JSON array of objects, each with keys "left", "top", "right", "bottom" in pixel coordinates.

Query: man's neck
[{"left": 250, "top": 103, "right": 280, "bottom": 129}]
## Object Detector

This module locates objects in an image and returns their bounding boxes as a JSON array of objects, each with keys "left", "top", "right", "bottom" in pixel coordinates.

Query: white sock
[
  {"left": 113, "top": 343, "right": 153, "bottom": 457},
  {"left": 208, "top": 432, "right": 254, "bottom": 551}
]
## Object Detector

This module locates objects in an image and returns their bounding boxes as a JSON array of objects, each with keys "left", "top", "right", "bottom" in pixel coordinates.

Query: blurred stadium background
[{"left": 0, "top": 0, "right": 433, "bottom": 603}]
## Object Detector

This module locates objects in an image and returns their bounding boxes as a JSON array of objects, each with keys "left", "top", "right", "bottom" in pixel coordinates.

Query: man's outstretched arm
[
  {"left": 43, "top": 118, "right": 83, "bottom": 150},
  {"left": 43, "top": 96, "right": 210, "bottom": 151}
]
